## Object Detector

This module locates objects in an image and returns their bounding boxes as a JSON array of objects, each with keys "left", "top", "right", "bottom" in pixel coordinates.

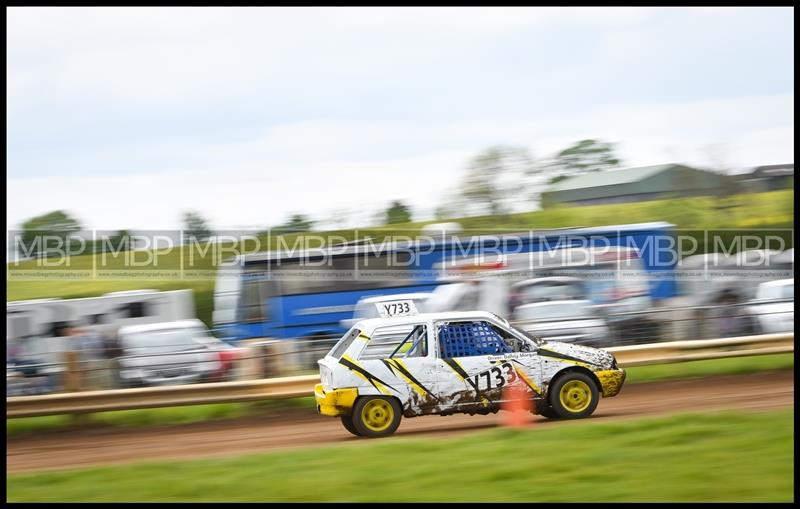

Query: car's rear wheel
[
  {"left": 350, "top": 396, "right": 402, "bottom": 438},
  {"left": 340, "top": 414, "right": 362, "bottom": 436},
  {"left": 548, "top": 372, "right": 599, "bottom": 419}
]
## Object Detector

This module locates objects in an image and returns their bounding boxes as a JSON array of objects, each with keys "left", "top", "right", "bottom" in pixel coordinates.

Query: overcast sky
[{"left": 6, "top": 7, "right": 794, "bottom": 232}]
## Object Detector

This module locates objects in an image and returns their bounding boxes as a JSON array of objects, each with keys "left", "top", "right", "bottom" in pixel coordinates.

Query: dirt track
[{"left": 6, "top": 371, "right": 794, "bottom": 474}]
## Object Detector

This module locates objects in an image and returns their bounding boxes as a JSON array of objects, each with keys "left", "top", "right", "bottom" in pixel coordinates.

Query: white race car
[{"left": 315, "top": 311, "right": 626, "bottom": 437}]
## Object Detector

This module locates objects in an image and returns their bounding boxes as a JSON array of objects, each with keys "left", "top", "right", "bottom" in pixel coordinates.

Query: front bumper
[
  {"left": 594, "top": 369, "right": 626, "bottom": 398},
  {"left": 314, "top": 384, "right": 358, "bottom": 417}
]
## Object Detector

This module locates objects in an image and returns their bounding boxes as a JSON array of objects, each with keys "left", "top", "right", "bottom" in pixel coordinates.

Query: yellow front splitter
[{"left": 595, "top": 369, "right": 626, "bottom": 398}]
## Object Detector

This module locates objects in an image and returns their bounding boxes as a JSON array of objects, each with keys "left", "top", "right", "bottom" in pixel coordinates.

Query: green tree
[
  {"left": 544, "top": 139, "right": 621, "bottom": 181},
  {"left": 547, "top": 174, "right": 571, "bottom": 185},
  {"left": 182, "top": 211, "right": 212, "bottom": 242},
  {"left": 384, "top": 201, "right": 412, "bottom": 224},
  {"left": 460, "top": 145, "right": 535, "bottom": 216},
  {"left": 274, "top": 214, "right": 314, "bottom": 234},
  {"left": 19, "top": 210, "right": 83, "bottom": 258}
]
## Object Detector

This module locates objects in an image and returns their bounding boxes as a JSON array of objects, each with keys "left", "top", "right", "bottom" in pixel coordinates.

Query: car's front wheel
[
  {"left": 349, "top": 396, "right": 402, "bottom": 438},
  {"left": 536, "top": 404, "right": 560, "bottom": 419},
  {"left": 548, "top": 372, "right": 599, "bottom": 419}
]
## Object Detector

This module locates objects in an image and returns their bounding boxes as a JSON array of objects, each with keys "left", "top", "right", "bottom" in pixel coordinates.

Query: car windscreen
[
  {"left": 757, "top": 283, "right": 794, "bottom": 301},
  {"left": 122, "top": 328, "right": 211, "bottom": 354},
  {"left": 520, "top": 282, "right": 585, "bottom": 302},
  {"left": 517, "top": 303, "right": 592, "bottom": 321},
  {"left": 508, "top": 323, "right": 544, "bottom": 347},
  {"left": 771, "top": 284, "right": 794, "bottom": 300}
]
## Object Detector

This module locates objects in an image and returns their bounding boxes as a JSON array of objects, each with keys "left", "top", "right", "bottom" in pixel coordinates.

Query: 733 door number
[{"left": 465, "top": 362, "right": 517, "bottom": 392}]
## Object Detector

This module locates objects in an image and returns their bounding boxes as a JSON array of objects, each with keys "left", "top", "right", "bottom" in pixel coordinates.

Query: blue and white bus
[{"left": 213, "top": 222, "right": 678, "bottom": 343}]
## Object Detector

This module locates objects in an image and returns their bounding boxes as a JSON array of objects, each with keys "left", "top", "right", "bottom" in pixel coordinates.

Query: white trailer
[{"left": 6, "top": 289, "right": 196, "bottom": 376}]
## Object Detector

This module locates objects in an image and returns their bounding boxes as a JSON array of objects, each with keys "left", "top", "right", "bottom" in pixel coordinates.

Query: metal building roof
[{"left": 548, "top": 164, "right": 681, "bottom": 192}]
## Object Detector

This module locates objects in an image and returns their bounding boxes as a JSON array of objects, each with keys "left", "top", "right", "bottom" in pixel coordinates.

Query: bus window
[
  {"left": 253, "top": 251, "right": 414, "bottom": 296},
  {"left": 239, "top": 272, "right": 271, "bottom": 322}
]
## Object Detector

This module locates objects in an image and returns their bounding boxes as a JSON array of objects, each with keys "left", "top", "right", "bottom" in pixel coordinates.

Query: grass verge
[
  {"left": 624, "top": 352, "right": 795, "bottom": 383},
  {"left": 7, "top": 408, "right": 794, "bottom": 502},
  {"left": 6, "top": 397, "right": 317, "bottom": 436}
]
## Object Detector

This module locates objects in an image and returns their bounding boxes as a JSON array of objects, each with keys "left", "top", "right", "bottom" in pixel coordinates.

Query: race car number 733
[{"left": 465, "top": 361, "right": 518, "bottom": 392}]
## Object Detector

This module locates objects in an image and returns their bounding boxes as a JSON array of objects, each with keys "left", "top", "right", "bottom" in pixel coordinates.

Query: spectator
[
  {"left": 68, "top": 325, "right": 106, "bottom": 390},
  {"left": 99, "top": 328, "right": 124, "bottom": 389},
  {"left": 713, "top": 288, "right": 746, "bottom": 338},
  {"left": 7, "top": 336, "right": 23, "bottom": 364}
]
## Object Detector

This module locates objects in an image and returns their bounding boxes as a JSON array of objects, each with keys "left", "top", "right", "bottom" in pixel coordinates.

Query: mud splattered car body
[{"left": 315, "top": 311, "right": 625, "bottom": 437}]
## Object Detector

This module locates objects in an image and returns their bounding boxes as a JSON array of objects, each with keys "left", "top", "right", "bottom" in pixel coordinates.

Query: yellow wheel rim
[
  {"left": 559, "top": 380, "right": 592, "bottom": 413},
  {"left": 361, "top": 399, "right": 394, "bottom": 432}
]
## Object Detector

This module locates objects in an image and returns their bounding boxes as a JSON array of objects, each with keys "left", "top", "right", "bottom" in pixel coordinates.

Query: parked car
[
  {"left": 747, "top": 279, "right": 794, "bottom": 334},
  {"left": 6, "top": 363, "right": 54, "bottom": 396},
  {"left": 5, "top": 336, "right": 60, "bottom": 395},
  {"left": 508, "top": 277, "right": 587, "bottom": 315},
  {"left": 116, "top": 320, "right": 241, "bottom": 387},
  {"left": 315, "top": 311, "right": 625, "bottom": 437},
  {"left": 512, "top": 300, "right": 611, "bottom": 348}
]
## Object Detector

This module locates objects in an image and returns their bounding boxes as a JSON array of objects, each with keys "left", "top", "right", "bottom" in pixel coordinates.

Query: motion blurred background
[{"left": 6, "top": 6, "right": 794, "bottom": 503}]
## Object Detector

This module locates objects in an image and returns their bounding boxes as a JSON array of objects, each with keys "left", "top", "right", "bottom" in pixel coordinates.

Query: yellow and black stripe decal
[
  {"left": 381, "top": 359, "right": 398, "bottom": 376},
  {"left": 537, "top": 349, "right": 598, "bottom": 368},
  {"left": 339, "top": 355, "right": 398, "bottom": 395},
  {"left": 510, "top": 360, "right": 541, "bottom": 396},
  {"left": 442, "top": 357, "right": 469, "bottom": 381},
  {"left": 357, "top": 333, "right": 371, "bottom": 342},
  {"left": 382, "top": 359, "right": 439, "bottom": 401}
]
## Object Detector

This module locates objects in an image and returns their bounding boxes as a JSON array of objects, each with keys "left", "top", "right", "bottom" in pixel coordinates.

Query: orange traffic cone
[{"left": 501, "top": 381, "right": 533, "bottom": 428}]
